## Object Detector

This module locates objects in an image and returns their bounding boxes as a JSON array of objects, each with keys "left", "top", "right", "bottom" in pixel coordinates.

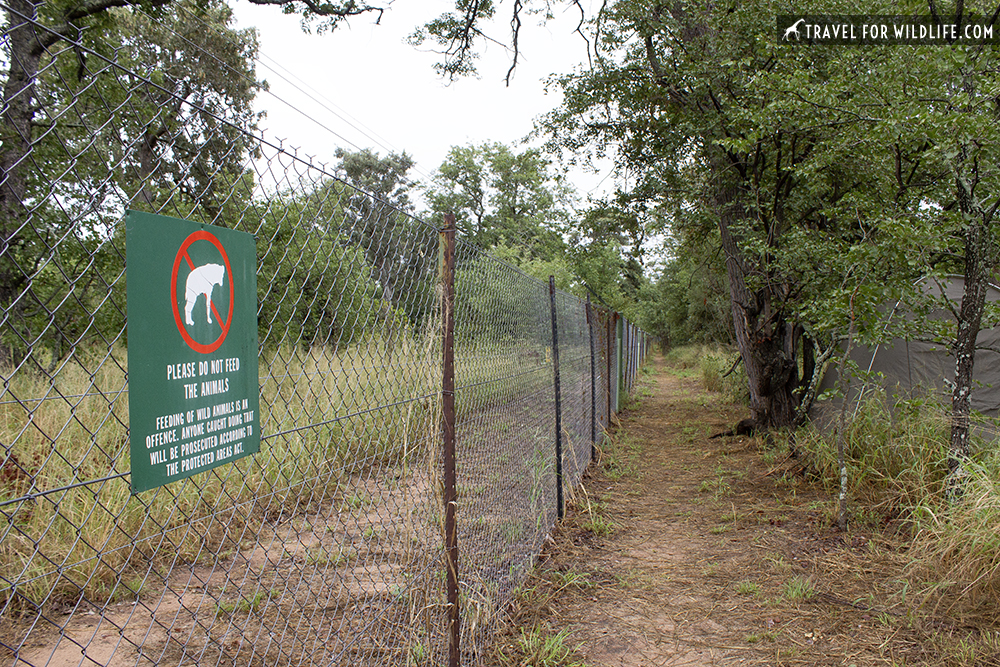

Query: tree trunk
[
  {"left": 645, "top": 0, "right": 806, "bottom": 431},
  {"left": 715, "top": 176, "right": 800, "bottom": 430},
  {"left": 135, "top": 129, "right": 159, "bottom": 207},
  {"left": 800, "top": 330, "right": 815, "bottom": 394},
  {"left": 949, "top": 173, "right": 995, "bottom": 493},
  {"left": 0, "top": 0, "right": 46, "bottom": 365}
]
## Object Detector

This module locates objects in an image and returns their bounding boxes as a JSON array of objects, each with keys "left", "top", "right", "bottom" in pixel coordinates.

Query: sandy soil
[{"left": 492, "top": 355, "right": 997, "bottom": 667}]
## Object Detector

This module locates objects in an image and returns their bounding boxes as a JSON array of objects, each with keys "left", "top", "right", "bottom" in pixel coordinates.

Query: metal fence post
[
  {"left": 626, "top": 323, "right": 631, "bottom": 389},
  {"left": 615, "top": 313, "right": 625, "bottom": 413},
  {"left": 606, "top": 310, "right": 613, "bottom": 420},
  {"left": 440, "top": 213, "right": 459, "bottom": 667},
  {"left": 633, "top": 325, "right": 638, "bottom": 384},
  {"left": 549, "top": 276, "right": 564, "bottom": 521},
  {"left": 625, "top": 321, "right": 635, "bottom": 395},
  {"left": 586, "top": 297, "right": 596, "bottom": 461}
]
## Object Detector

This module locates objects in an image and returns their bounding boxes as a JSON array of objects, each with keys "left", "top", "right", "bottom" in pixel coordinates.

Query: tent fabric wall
[{"left": 811, "top": 277, "right": 1000, "bottom": 429}]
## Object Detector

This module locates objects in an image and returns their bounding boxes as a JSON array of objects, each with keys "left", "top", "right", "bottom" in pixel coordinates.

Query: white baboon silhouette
[{"left": 184, "top": 263, "right": 225, "bottom": 326}]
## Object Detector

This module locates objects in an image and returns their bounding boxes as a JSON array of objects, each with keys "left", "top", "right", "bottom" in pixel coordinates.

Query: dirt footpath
[{"left": 494, "top": 355, "right": 967, "bottom": 667}]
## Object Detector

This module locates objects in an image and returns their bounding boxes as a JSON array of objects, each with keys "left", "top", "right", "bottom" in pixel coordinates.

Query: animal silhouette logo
[
  {"left": 184, "top": 263, "right": 225, "bottom": 326},
  {"left": 784, "top": 18, "right": 806, "bottom": 40},
  {"left": 170, "top": 229, "right": 234, "bottom": 354}
]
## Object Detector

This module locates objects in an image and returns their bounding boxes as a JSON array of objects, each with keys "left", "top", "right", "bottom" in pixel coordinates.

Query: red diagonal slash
[{"left": 172, "top": 231, "right": 234, "bottom": 354}]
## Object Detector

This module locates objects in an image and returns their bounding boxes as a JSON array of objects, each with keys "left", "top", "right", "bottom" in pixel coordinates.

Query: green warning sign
[{"left": 126, "top": 210, "right": 260, "bottom": 494}]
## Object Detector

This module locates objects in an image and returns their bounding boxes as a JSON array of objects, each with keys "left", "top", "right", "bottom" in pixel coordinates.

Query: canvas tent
[{"left": 811, "top": 276, "right": 1000, "bottom": 430}]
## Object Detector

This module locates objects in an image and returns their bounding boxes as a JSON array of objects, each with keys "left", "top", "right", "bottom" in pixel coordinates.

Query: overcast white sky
[{"left": 230, "top": 0, "right": 615, "bottom": 202}]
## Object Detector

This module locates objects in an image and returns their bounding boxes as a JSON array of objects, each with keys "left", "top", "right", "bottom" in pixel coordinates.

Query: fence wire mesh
[
  {"left": 0, "top": 4, "right": 652, "bottom": 665},
  {"left": 554, "top": 289, "right": 593, "bottom": 492}
]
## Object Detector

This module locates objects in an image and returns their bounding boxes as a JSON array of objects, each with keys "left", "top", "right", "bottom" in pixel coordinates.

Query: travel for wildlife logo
[{"left": 777, "top": 15, "right": 999, "bottom": 44}]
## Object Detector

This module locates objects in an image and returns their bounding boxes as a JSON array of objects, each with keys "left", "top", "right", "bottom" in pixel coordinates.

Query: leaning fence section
[{"left": 0, "top": 4, "right": 653, "bottom": 665}]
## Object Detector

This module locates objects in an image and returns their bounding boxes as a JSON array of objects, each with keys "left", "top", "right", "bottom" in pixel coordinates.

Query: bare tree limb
[
  {"left": 244, "top": 0, "right": 384, "bottom": 22},
  {"left": 505, "top": 0, "right": 523, "bottom": 85}
]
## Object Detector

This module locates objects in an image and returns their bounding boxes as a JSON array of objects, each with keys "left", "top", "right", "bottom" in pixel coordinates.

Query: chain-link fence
[{"left": 0, "top": 4, "right": 652, "bottom": 665}]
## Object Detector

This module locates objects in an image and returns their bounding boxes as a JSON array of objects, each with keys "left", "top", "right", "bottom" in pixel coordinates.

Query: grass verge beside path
[{"left": 491, "top": 352, "right": 1000, "bottom": 667}]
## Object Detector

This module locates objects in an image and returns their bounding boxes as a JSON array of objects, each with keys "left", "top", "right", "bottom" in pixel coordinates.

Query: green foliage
[
  {"left": 489, "top": 243, "right": 578, "bottom": 294},
  {"left": 424, "top": 142, "right": 572, "bottom": 261},
  {"left": 426, "top": 141, "right": 652, "bottom": 322},
  {"left": 31, "top": 0, "right": 263, "bottom": 219},
  {"left": 782, "top": 576, "right": 816, "bottom": 602},
  {"left": 580, "top": 497, "right": 616, "bottom": 537},
  {"left": 274, "top": 0, "right": 385, "bottom": 34},
  {"left": 602, "top": 430, "right": 642, "bottom": 481},
  {"left": 797, "top": 389, "right": 1000, "bottom": 612},
  {"left": 255, "top": 180, "right": 405, "bottom": 349},
  {"left": 407, "top": 1, "right": 497, "bottom": 79},
  {"left": 335, "top": 147, "right": 417, "bottom": 212},
  {"left": 572, "top": 237, "right": 638, "bottom": 316},
  {"left": 0, "top": 0, "right": 263, "bottom": 367},
  {"left": 333, "top": 148, "right": 438, "bottom": 328},
  {"left": 645, "top": 241, "right": 732, "bottom": 347},
  {"left": 453, "top": 250, "right": 548, "bottom": 345},
  {"left": 663, "top": 345, "right": 710, "bottom": 371}
]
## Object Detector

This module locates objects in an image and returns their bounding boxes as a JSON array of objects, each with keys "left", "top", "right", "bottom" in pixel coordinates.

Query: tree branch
[
  {"left": 245, "top": 0, "right": 384, "bottom": 22},
  {"left": 505, "top": 0, "right": 522, "bottom": 85},
  {"left": 571, "top": 0, "right": 592, "bottom": 69},
  {"left": 35, "top": 0, "right": 173, "bottom": 53}
]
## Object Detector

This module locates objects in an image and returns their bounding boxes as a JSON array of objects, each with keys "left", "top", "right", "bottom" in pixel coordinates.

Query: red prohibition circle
[{"left": 170, "top": 230, "right": 235, "bottom": 354}]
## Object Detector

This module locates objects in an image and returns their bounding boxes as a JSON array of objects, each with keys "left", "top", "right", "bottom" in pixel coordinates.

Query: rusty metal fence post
[
  {"left": 587, "top": 297, "right": 596, "bottom": 462},
  {"left": 549, "top": 276, "right": 564, "bottom": 521},
  {"left": 606, "top": 310, "right": 613, "bottom": 425},
  {"left": 440, "top": 213, "right": 459, "bottom": 667}
]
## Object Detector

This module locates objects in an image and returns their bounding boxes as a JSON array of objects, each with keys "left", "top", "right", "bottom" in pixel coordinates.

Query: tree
[
  {"left": 490, "top": 242, "right": 578, "bottom": 292},
  {"left": 335, "top": 147, "right": 416, "bottom": 211},
  {"left": 425, "top": 141, "right": 572, "bottom": 260},
  {"left": 647, "top": 233, "right": 732, "bottom": 348},
  {"left": 332, "top": 148, "right": 438, "bottom": 328},
  {"left": 531, "top": 2, "right": 802, "bottom": 426},
  {"left": 0, "top": 0, "right": 387, "bottom": 367},
  {"left": 546, "top": 0, "right": 1000, "bottom": 454},
  {"left": 535, "top": 0, "right": 993, "bottom": 434},
  {"left": 563, "top": 199, "right": 662, "bottom": 317},
  {"left": 409, "top": 0, "right": 591, "bottom": 83},
  {"left": 825, "top": 17, "right": 1000, "bottom": 486},
  {"left": 0, "top": 0, "right": 268, "bottom": 365},
  {"left": 254, "top": 177, "right": 405, "bottom": 349}
]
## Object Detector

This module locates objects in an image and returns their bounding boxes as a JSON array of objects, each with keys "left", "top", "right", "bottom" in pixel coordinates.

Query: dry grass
[
  {"left": 906, "top": 455, "right": 1000, "bottom": 624},
  {"left": 0, "top": 333, "right": 441, "bottom": 612},
  {"left": 790, "top": 388, "right": 1000, "bottom": 629},
  {"left": 791, "top": 393, "right": 952, "bottom": 505},
  {"left": 0, "top": 323, "right": 557, "bottom": 633},
  {"left": 675, "top": 344, "right": 1000, "bottom": 639}
]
